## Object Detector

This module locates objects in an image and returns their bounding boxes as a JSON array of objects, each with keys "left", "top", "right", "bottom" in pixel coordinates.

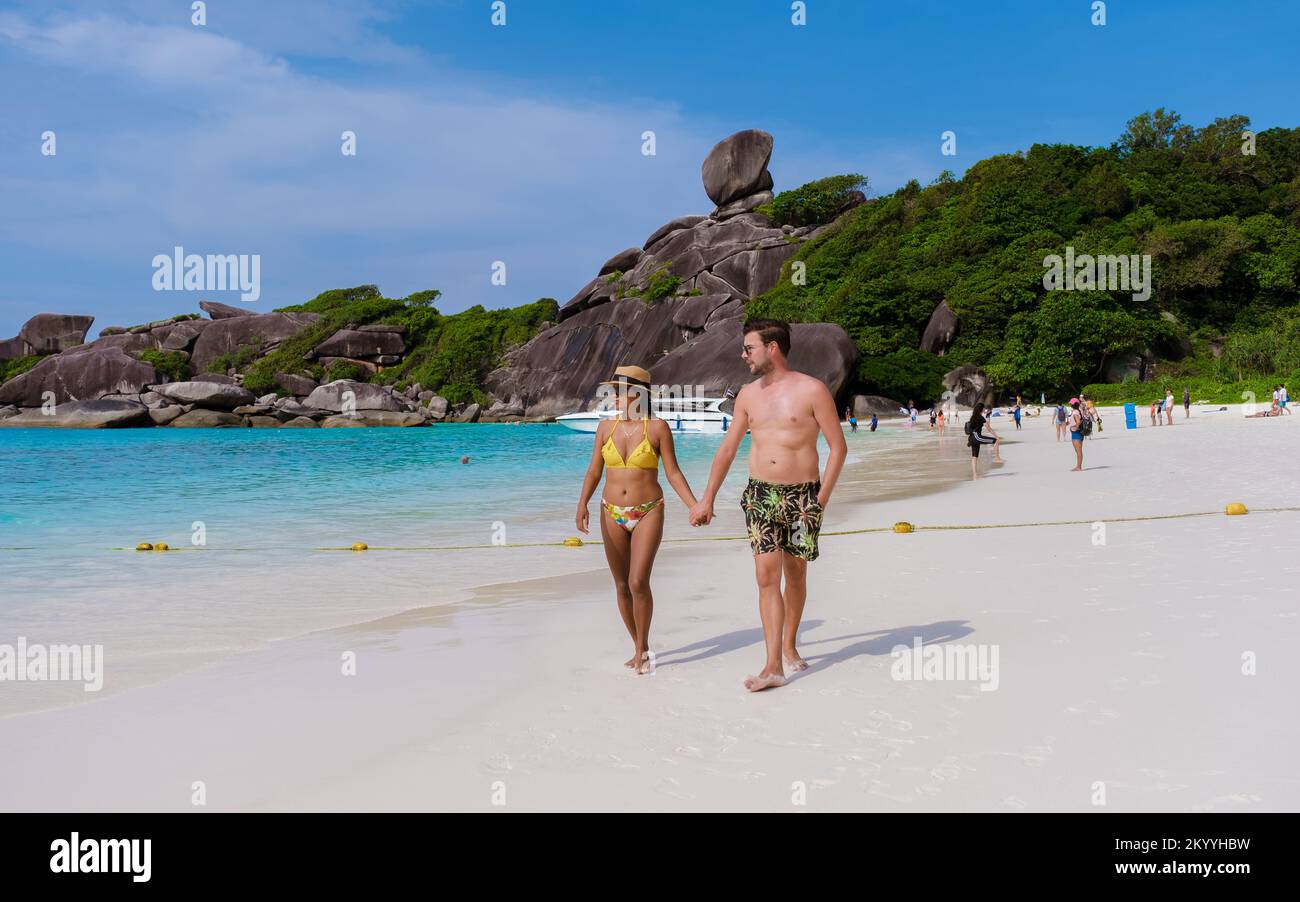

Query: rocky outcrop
[
  {"left": 1, "top": 313, "right": 95, "bottom": 360},
  {"left": 322, "top": 410, "right": 424, "bottom": 428},
  {"left": 304, "top": 380, "right": 403, "bottom": 413},
  {"left": 919, "top": 301, "right": 957, "bottom": 355},
  {"left": 851, "top": 395, "right": 904, "bottom": 416},
  {"left": 309, "top": 328, "right": 405, "bottom": 360},
  {"left": 153, "top": 381, "right": 256, "bottom": 410},
  {"left": 0, "top": 399, "right": 150, "bottom": 428},
  {"left": 275, "top": 373, "right": 318, "bottom": 396},
  {"left": 169, "top": 409, "right": 244, "bottom": 427},
  {"left": 0, "top": 346, "right": 157, "bottom": 407},
  {"left": 943, "top": 365, "right": 993, "bottom": 407},
  {"left": 199, "top": 300, "right": 258, "bottom": 319},
  {"left": 484, "top": 130, "right": 869, "bottom": 418},
  {"left": 701, "top": 129, "right": 774, "bottom": 208},
  {"left": 190, "top": 311, "right": 321, "bottom": 373},
  {"left": 19, "top": 314, "right": 95, "bottom": 355}
]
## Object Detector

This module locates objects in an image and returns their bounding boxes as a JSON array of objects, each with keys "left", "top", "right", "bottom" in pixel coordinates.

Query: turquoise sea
[{"left": 0, "top": 422, "right": 939, "bottom": 714}]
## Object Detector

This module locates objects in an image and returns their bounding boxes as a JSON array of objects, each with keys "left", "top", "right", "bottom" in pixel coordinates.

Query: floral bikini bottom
[{"left": 602, "top": 497, "right": 664, "bottom": 532}]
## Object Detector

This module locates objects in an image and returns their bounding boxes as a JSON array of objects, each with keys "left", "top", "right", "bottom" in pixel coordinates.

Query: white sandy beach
[{"left": 1, "top": 406, "right": 1297, "bottom": 812}]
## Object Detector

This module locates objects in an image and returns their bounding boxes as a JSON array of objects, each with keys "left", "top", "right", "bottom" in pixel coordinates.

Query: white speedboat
[{"left": 557, "top": 397, "right": 737, "bottom": 434}]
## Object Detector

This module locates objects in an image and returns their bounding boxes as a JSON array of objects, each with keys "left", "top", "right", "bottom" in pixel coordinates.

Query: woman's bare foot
[
  {"left": 636, "top": 650, "right": 656, "bottom": 675},
  {"left": 744, "top": 669, "right": 787, "bottom": 692},
  {"left": 624, "top": 651, "right": 640, "bottom": 669}
]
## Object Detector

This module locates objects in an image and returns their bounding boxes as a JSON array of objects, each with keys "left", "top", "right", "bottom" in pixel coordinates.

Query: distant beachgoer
[
  {"left": 1150, "top": 399, "right": 1159, "bottom": 426},
  {"left": 965, "top": 401, "right": 1002, "bottom": 479},
  {"left": 575, "top": 365, "right": 700, "bottom": 674},
  {"left": 869, "top": 413, "right": 878, "bottom": 432},
  {"left": 1067, "top": 398, "right": 1085, "bottom": 471},
  {"left": 460, "top": 455, "right": 471, "bottom": 464},
  {"left": 1053, "top": 402, "right": 1067, "bottom": 442},
  {"left": 1013, "top": 397, "right": 1023, "bottom": 430},
  {"left": 1165, "top": 388, "right": 1175, "bottom": 425},
  {"left": 937, "top": 409, "right": 946, "bottom": 433},
  {"left": 1282, "top": 384, "right": 1291, "bottom": 415},
  {"left": 908, "top": 401, "right": 918, "bottom": 425},
  {"left": 847, "top": 407, "right": 858, "bottom": 432},
  {"left": 1086, "top": 397, "right": 1102, "bottom": 433},
  {"left": 928, "top": 408, "right": 937, "bottom": 429},
  {"left": 1183, "top": 386, "right": 1191, "bottom": 418}
]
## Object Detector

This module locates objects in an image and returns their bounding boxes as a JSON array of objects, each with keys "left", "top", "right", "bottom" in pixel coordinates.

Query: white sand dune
[{"left": 1, "top": 406, "right": 1297, "bottom": 811}]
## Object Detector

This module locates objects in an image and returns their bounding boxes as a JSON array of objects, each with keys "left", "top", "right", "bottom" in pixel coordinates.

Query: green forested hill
[{"left": 748, "top": 110, "right": 1300, "bottom": 401}]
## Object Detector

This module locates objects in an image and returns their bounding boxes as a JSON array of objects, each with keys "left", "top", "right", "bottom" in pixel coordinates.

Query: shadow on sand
[{"left": 657, "top": 618, "right": 974, "bottom": 675}]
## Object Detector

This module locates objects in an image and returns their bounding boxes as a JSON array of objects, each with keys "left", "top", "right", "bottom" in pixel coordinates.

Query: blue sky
[{"left": 1, "top": 0, "right": 1297, "bottom": 338}]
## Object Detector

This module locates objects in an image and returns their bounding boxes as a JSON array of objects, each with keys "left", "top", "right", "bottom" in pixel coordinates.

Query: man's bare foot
[
  {"left": 783, "top": 651, "right": 808, "bottom": 672},
  {"left": 744, "top": 669, "right": 787, "bottom": 692}
]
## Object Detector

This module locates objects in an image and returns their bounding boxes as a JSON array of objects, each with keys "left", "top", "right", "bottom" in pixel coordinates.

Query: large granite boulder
[
  {"left": 310, "top": 329, "right": 404, "bottom": 359},
  {"left": 701, "top": 129, "right": 774, "bottom": 207},
  {"left": 17, "top": 314, "right": 95, "bottom": 355},
  {"left": 153, "top": 381, "right": 256, "bottom": 410},
  {"left": 275, "top": 372, "right": 318, "bottom": 396},
  {"left": 919, "top": 301, "right": 957, "bottom": 355},
  {"left": 643, "top": 215, "right": 706, "bottom": 250},
  {"left": 0, "top": 336, "right": 28, "bottom": 360},
  {"left": 0, "top": 346, "right": 157, "bottom": 406},
  {"left": 168, "top": 409, "right": 244, "bottom": 427},
  {"left": 0, "top": 399, "right": 150, "bottom": 428},
  {"left": 713, "top": 190, "right": 773, "bottom": 222},
  {"left": 157, "top": 318, "right": 210, "bottom": 351},
  {"left": 304, "top": 380, "right": 402, "bottom": 412},
  {"left": 599, "top": 247, "right": 642, "bottom": 277},
  {"left": 709, "top": 242, "right": 800, "bottom": 299},
  {"left": 851, "top": 395, "right": 904, "bottom": 416},
  {"left": 190, "top": 311, "right": 320, "bottom": 373},
  {"left": 943, "top": 365, "right": 993, "bottom": 407},
  {"left": 653, "top": 320, "right": 859, "bottom": 402},
  {"left": 322, "top": 411, "right": 425, "bottom": 428},
  {"left": 191, "top": 373, "right": 238, "bottom": 385},
  {"left": 672, "top": 294, "right": 733, "bottom": 332},
  {"left": 457, "top": 402, "right": 481, "bottom": 423},
  {"left": 81, "top": 332, "right": 156, "bottom": 355},
  {"left": 199, "top": 300, "right": 258, "bottom": 320},
  {"left": 483, "top": 294, "right": 688, "bottom": 419}
]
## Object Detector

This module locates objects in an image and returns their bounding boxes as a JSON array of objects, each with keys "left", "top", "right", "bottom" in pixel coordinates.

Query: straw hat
[{"left": 599, "top": 365, "right": 655, "bottom": 393}]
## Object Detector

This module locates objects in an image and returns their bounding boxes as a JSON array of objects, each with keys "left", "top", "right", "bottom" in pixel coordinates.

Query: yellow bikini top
[{"left": 602, "top": 417, "right": 659, "bottom": 470}]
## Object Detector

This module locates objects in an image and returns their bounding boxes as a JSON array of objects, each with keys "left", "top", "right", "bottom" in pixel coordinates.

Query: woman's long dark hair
[{"left": 972, "top": 401, "right": 986, "bottom": 416}]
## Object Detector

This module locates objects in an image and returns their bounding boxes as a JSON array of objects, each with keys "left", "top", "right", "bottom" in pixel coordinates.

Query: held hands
[
  {"left": 575, "top": 505, "right": 590, "bottom": 535},
  {"left": 689, "top": 500, "right": 715, "bottom": 527}
]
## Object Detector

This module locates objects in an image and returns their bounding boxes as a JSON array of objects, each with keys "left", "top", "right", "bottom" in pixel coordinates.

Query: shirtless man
[{"left": 689, "top": 319, "right": 848, "bottom": 692}]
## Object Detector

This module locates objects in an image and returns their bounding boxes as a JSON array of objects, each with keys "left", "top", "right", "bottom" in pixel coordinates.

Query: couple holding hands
[{"left": 575, "top": 319, "right": 847, "bottom": 691}]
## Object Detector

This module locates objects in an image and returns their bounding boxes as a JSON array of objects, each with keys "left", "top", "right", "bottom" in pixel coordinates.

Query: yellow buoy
[
  {"left": 136, "top": 542, "right": 153, "bottom": 551},
  {"left": 1225, "top": 503, "right": 1248, "bottom": 516},
  {"left": 893, "top": 522, "right": 915, "bottom": 534},
  {"left": 562, "top": 537, "right": 584, "bottom": 547},
  {"left": 351, "top": 542, "right": 369, "bottom": 551},
  {"left": 153, "top": 542, "right": 169, "bottom": 551}
]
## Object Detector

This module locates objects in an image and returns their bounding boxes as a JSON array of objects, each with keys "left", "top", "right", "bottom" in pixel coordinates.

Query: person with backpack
[
  {"left": 965, "top": 401, "right": 1002, "bottom": 480},
  {"left": 1053, "top": 402, "right": 1068, "bottom": 442},
  {"left": 1067, "top": 398, "right": 1086, "bottom": 471}
]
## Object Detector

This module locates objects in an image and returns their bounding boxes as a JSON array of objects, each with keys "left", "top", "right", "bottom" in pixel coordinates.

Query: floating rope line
[{"left": 65, "top": 504, "right": 1299, "bottom": 553}]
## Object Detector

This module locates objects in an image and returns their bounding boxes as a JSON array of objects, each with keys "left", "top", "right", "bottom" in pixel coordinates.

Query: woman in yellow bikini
[{"left": 575, "top": 365, "right": 700, "bottom": 674}]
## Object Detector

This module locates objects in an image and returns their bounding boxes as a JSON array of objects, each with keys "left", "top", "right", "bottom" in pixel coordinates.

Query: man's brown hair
[{"left": 744, "top": 318, "right": 791, "bottom": 356}]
